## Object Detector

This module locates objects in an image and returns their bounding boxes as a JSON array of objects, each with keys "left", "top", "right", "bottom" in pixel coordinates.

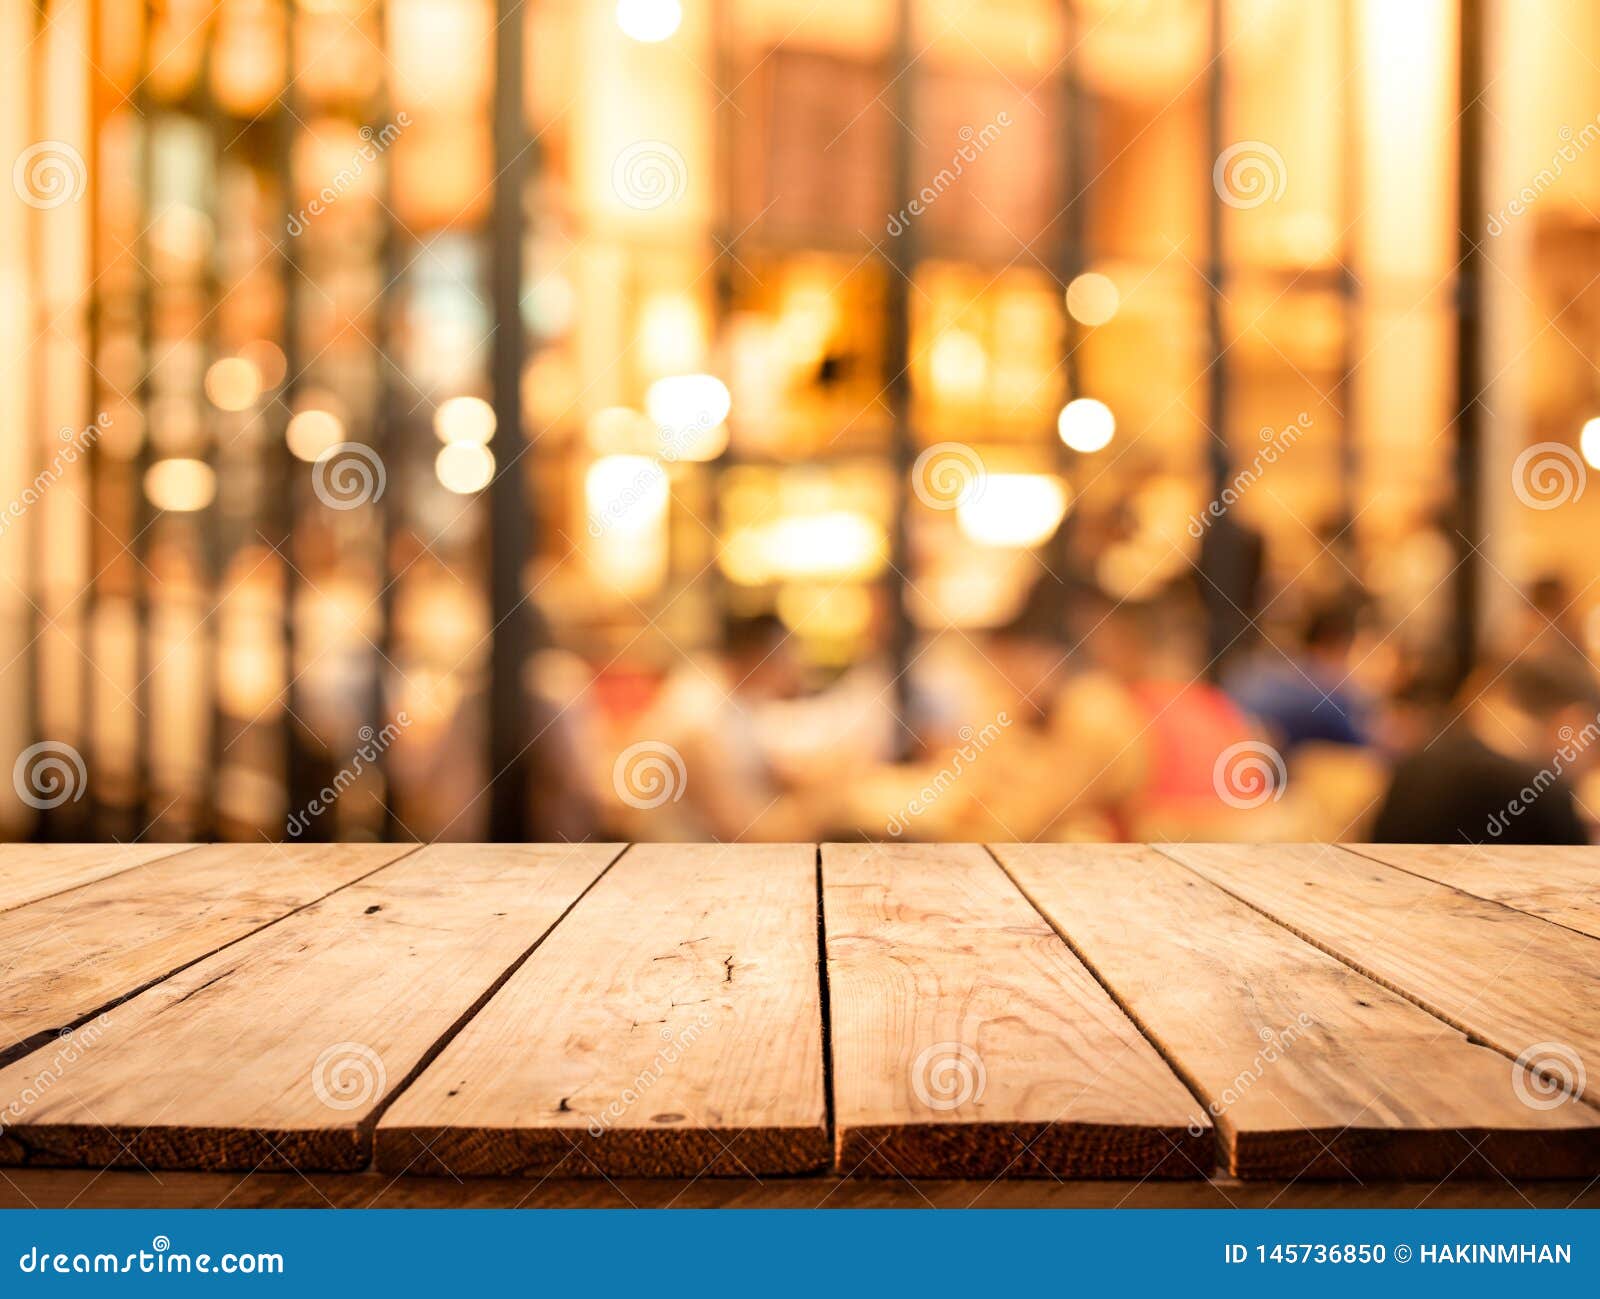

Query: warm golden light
[
  {"left": 1066, "top": 272, "right": 1120, "bottom": 326},
  {"left": 639, "top": 293, "right": 705, "bottom": 375},
  {"left": 776, "top": 583, "right": 873, "bottom": 640},
  {"left": 957, "top": 474, "right": 1069, "bottom": 548},
  {"left": 1582, "top": 418, "right": 1600, "bottom": 470},
  {"left": 587, "top": 455, "right": 669, "bottom": 532},
  {"left": 1057, "top": 397, "right": 1116, "bottom": 453},
  {"left": 435, "top": 441, "right": 497, "bottom": 494},
  {"left": 721, "top": 512, "right": 887, "bottom": 584},
  {"left": 615, "top": 0, "right": 681, "bottom": 43},
  {"left": 145, "top": 458, "right": 218, "bottom": 513},
  {"left": 646, "top": 374, "right": 732, "bottom": 460},
  {"left": 286, "top": 410, "right": 346, "bottom": 463},
  {"left": 433, "top": 396, "right": 497, "bottom": 446},
  {"left": 238, "top": 339, "right": 287, "bottom": 389},
  {"left": 203, "top": 357, "right": 263, "bottom": 412},
  {"left": 587, "top": 455, "right": 671, "bottom": 596},
  {"left": 587, "top": 406, "right": 653, "bottom": 453},
  {"left": 929, "top": 330, "right": 988, "bottom": 401}
]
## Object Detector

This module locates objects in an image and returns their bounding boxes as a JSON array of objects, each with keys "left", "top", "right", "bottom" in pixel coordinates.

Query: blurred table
[{"left": 1, "top": 841, "right": 1598, "bottom": 1208}]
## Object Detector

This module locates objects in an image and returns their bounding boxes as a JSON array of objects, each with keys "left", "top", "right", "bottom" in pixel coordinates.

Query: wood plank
[
  {"left": 821, "top": 842, "right": 1211, "bottom": 1179},
  {"left": 1159, "top": 843, "right": 1600, "bottom": 1121},
  {"left": 6, "top": 1168, "right": 1598, "bottom": 1210},
  {"left": 1348, "top": 843, "right": 1600, "bottom": 940},
  {"left": 0, "top": 844, "right": 192, "bottom": 913},
  {"left": 376, "top": 843, "right": 829, "bottom": 1178},
  {"left": 995, "top": 843, "right": 1600, "bottom": 1179},
  {"left": 0, "top": 843, "right": 622, "bottom": 1172},
  {"left": 0, "top": 842, "right": 413, "bottom": 1060}
]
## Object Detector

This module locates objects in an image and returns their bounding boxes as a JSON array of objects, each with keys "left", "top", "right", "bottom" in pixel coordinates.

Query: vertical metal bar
[
  {"left": 708, "top": 0, "right": 740, "bottom": 637},
  {"left": 373, "top": 0, "right": 402, "bottom": 843},
  {"left": 488, "top": 0, "right": 534, "bottom": 841},
  {"left": 81, "top": 0, "right": 104, "bottom": 840},
  {"left": 1453, "top": 0, "right": 1486, "bottom": 685},
  {"left": 1048, "top": 0, "right": 1088, "bottom": 628},
  {"left": 1197, "top": 0, "right": 1239, "bottom": 679},
  {"left": 883, "top": 0, "right": 917, "bottom": 759},
  {"left": 198, "top": 31, "right": 224, "bottom": 841},
  {"left": 23, "top": 2, "right": 47, "bottom": 840},
  {"left": 1335, "top": 0, "right": 1361, "bottom": 552},
  {"left": 276, "top": 3, "right": 314, "bottom": 835},
  {"left": 1202, "top": 0, "right": 1230, "bottom": 504},
  {"left": 132, "top": 0, "right": 155, "bottom": 837}
]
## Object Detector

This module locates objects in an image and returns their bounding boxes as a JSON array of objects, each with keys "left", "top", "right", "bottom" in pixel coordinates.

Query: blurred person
[
  {"left": 1371, "top": 654, "right": 1600, "bottom": 845},
  {"left": 1224, "top": 598, "right": 1374, "bottom": 752},
  {"left": 839, "top": 581, "right": 1069, "bottom": 841},
  {"left": 1196, "top": 511, "right": 1264, "bottom": 673},
  {"left": 621, "top": 614, "right": 817, "bottom": 841},
  {"left": 1042, "top": 580, "right": 1268, "bottom": 840},
  {"left": 1503, "top": 573, "right": 1596, "bottom": 685}
]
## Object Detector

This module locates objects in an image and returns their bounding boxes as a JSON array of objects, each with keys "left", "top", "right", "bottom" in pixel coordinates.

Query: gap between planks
[
  {"left": 991, "top": 844, "right": 1600, "bottom": 1181},
  {"left": 0, "top": 844, "right": 627, "bottom": 1172},
  {"left": 1152, "top": 843, "right": 1600, "bottom": 1119}
]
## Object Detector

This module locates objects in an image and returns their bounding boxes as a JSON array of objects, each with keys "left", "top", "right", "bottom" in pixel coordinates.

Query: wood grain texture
[
  {"left": 1160, "top": 843, "right": 1600, "bottom": 1119},
  {"left": 1348, "top": 843, "right": 1600, "bottom": 940},
  {"left": 0, "top": 843, "right": 622, "bottom": 1172},
  {"left": 995, "top": 843, "right": 1600, "bottom": 1180},
  {"left": 376, "top": 843, "right": 829, "bottom": 1178},
  {"left": 0, "top": 843, "right": 413, "bottom": 1059},
  {"left": 822, "top": 842, "right": 1210, "bottom": 1179},
  {"left": 0, "top": 844, "right": 192, "bottom": 913}
]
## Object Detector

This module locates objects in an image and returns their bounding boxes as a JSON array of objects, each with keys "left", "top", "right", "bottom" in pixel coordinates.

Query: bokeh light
[
  {"left": 616, "top": 0, "right": 682, "bottom": 43},
  {"left": 1066, "top": 272, "right": 1121, "bottom": 326},
  {"left": 1581, "top": 417, "right": 1600, "bottom": 469},
  {"left": 286, "top": 410, "right": 347, "bottom": 463},
  {"left": 203, "top": 357, "right": 262, "bottom": 412},
  {"left": 145, "top": 458, "right": 218, "bottom": 512},
  {"left": 436, "top": 441, "right": 497, "bottom": 494},
  {"left": 433, "top": 396, "right": 497, "bottom": 446},
  {"left": 1057, "top": 397, "right": 1116, "bottom": 453},
  {"left": 957, "top": 474, "right": 1069, "bottom": 548}
]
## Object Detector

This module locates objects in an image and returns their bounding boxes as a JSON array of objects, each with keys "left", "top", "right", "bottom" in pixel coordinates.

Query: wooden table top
[{"left": 2, "top": 841, "right": 1598, "bottom": 1209}]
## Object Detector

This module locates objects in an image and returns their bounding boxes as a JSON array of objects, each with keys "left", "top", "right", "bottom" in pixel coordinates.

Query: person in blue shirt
[{"left": 1224, "top": 601, "right": 1373, "bottom": 752}]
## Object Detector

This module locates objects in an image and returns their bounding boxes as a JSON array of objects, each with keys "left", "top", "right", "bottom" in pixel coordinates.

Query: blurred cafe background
[{"left": 6, "top": 0, "right": 1600, "bottom": 847}]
